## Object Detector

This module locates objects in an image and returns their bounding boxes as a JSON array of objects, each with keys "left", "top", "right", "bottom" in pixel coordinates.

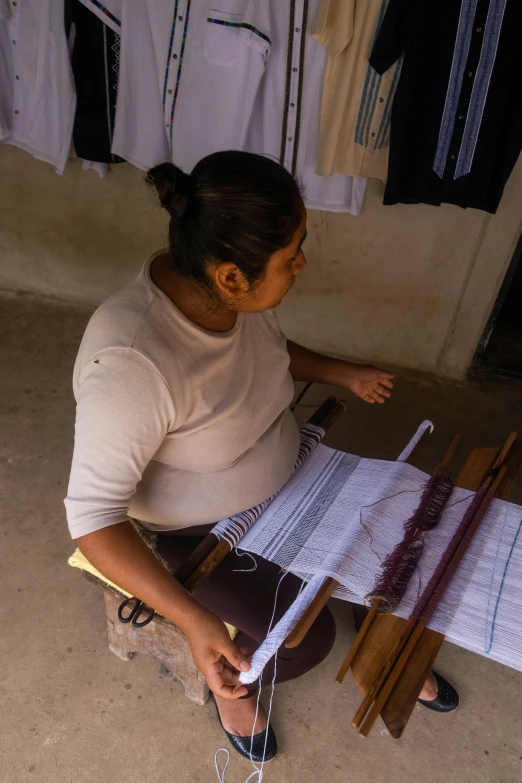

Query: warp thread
[{"left": 367, "top": 466, "right": 454, "bottom": 612}]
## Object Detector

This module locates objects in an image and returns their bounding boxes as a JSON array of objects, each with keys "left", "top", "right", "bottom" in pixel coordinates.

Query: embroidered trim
[
  {"left": 102, "top": 24, "right": 113, "bottom": 161},
  {"left": 291, "top": 0, "right": 308, "bottom": 176},
  {"left": 433, "top": 0, "right": 478, "bottom": 178},
  {"left": 455, "top": 0, "right": 507, "bottom": 178},
  {"left": 374, "top": 56, "right": 402, "bottom": 150},
  {"left": 206, "top": 18, "right": 271, "bottom": 45},
  {"left": 280, "top": 0, "right": 296, "bottom": 165},
  {"left": 163, "top": 1, "right": 180, "bottom": 107},
  {"left": 354, "top": 0, "right": 388, "bottom": 148},
  {"left": 87, "top": 0, "right": 121, "bottom": 28},
  {"left": 169, "top": 0, "right": 192, "bottom": 142}
]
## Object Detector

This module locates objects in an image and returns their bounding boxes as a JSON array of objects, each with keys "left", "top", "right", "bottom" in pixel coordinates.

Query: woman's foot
[
  {"left": 418, "top": 671, "right": 439, "bottom": 701},
  {"left": 418, "top": 671, "right": 460, "bottom": 713},
  {"left": 213, "top": 693, "right": 278, "bottom": 762},
  {"left": 214, "top": 693, "right": 267, "bottom": 736}
]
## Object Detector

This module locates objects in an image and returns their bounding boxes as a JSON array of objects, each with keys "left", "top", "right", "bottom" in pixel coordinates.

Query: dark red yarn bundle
[{"left": 367, "top": 466, "right": 454, "bottom": 612}]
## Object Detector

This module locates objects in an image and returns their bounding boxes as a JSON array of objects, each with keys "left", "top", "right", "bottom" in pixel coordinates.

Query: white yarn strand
[
  {"left": 396, "top": 420, "right": 434, "bottom": 462},
  {"left": 239, "top": 575, "right": 328, "bottom": 685}
]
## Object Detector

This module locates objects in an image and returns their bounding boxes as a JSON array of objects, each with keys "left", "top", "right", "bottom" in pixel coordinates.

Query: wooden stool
[{"left": 69, "top": 550, "right": 210, "bottom": 705}]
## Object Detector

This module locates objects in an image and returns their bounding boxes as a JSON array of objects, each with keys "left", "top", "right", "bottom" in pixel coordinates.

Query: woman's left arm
[{"left": 287, "top": 340, "right": 394, "bottom": 404}]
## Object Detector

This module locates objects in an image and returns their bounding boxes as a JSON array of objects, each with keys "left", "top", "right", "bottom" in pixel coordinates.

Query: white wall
[{"left": 1, "top": 146, "right": 521, "bottom": 378}]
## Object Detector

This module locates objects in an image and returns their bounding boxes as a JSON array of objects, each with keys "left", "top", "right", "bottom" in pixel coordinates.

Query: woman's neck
[{"left": 150, "top": 252, "right": 238, "bottom": 333}]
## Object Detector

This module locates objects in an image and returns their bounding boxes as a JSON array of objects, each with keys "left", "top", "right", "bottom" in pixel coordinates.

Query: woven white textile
[{"left": 239, "top": 444, "right": 522, "bottom": 674}]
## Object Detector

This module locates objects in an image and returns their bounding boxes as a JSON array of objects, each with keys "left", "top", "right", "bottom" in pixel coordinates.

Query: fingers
[
  {"left": 218, "top": 639, "right": 251, "bottom": 674},
  {"left": 378, "top": 371, "right": 395, "bottom": 380},
  {"left": 378, "top": 378, "right": 394, "bottom": 389},
  {"left": 207, "top": 672, "right": 249, "bottom": 700}
]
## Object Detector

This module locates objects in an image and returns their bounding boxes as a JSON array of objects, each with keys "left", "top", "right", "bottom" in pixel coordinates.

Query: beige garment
[
  {"left": 65, "top": 252, "right": 299, "bottom": 539},
  {"left": 313, "top": 0, "right": 402, "bottom": 183}
]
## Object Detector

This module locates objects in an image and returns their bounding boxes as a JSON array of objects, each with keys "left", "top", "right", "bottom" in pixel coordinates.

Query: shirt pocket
[{"left": 204, "top": 9, "right": 271, "bottom": 68}]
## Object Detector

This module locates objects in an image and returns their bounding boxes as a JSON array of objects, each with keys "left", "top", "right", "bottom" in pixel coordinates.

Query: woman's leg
[{"left": 157, "top": 534, "right": 336, "bottom": 691}]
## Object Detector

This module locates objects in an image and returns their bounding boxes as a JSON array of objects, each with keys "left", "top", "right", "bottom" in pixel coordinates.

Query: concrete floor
[{"left": 2, "top": 291, "right": 522, "bottom": 783}]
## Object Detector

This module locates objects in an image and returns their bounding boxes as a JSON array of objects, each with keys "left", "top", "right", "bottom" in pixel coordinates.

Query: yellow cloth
[
  {"left": 68, "top": 548, "right": 133, "bottom": 596},
  {"left": 313, "top": 0, "right": 402, "bottom": 182},
  {"left": 68, "top": 548, "right": 236, "bottom": 638}
]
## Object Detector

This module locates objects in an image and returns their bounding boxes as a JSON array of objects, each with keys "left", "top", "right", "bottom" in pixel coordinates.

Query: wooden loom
[
  {"left": 335, "top": 429, "right": 521, "bottom": 739},
  {"left": 174, "top": 400, "right": 522, "bottom": 738}
]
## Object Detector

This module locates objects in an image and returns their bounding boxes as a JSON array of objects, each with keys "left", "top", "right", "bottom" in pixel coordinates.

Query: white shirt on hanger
[
  {"left": 0, "top": 0, "right": 75, "bottom": 174},
  {"left": 80, "top": 0, "right": 272, "bottom": 173},
  {"left": 246, "top": 0, "right": 368, "bottom": 214}
]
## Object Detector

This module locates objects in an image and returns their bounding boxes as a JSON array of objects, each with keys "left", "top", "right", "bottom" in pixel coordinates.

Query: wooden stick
[
  {"left": 351, "top": 618, "right": 414, "bottom": 729},
  {"left": 285, "top": 577, "right": 337, "bottom": 648},
  {"left": 441, "top": 434, "right": 460, "bottom": 468},
  {"left": 357, "top": 461, "right": 509, "bottom": 737},
  {"left": 183, "top": 538, "right": 232, "bottom": 594},
  {"left": 336, "top": 599, "right": 383, "bottom": 684},
  {"left": 173, "top": 533, "right": 220, "bottom": 586},
  {"left": 359, "top": 618, "right": 427, "bottom": 738}
]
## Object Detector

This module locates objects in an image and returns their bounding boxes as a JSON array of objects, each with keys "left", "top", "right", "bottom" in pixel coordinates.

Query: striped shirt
[
  {"left": 245, "top": 0, "right": 368, "bottom": 215},
  {"left": 370, "top": 0, "right": 522, "bottom": 213},
  {"left": 313, "top": 0, "right": 401, "bottom": 183}
]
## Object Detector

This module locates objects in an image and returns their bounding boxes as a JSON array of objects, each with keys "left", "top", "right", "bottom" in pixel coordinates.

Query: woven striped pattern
[{"left": 211, "top": 423, "right": 325, "bottom": 548}]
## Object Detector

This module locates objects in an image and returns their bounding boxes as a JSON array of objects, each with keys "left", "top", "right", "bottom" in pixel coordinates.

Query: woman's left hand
[{"left": 337, "top": 364, "right": 395, "bottom": 404}]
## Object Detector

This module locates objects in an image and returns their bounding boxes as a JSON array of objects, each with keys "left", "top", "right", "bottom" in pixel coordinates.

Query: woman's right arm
[
  {"left": 66, "top": 348, "right": 249, "bottom": 696},
  {"left": 76, "top": 521, "right": 250, "bottom": 696}
]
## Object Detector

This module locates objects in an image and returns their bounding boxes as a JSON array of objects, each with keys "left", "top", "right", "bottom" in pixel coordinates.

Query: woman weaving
[{"left": 66, "top": 151, "right": 457, "bottom": 763}]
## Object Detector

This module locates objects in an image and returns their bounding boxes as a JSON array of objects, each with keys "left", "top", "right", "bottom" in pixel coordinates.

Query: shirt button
[
  {"left": 178, "top": 15, "right": 183, "bottom": 21},
  {"left": 458, "top": 114, "right": 464, "bottom": 120},
  {"left": 12, "top": 1, "right": 17, "bottom": 5},
  {"left": 293, "top": 67, "right": 298, "bottom": 72},
  {"left": 290, "top": 102, "right": 295, "bottom": 108},
  {"left": 371, "top": 132, "right": 376, "bottom": 137},
  {"left": 14, "top": 109, "right": 19, "bottom": 114},
  {"left": 450, "top": 154, "right": 456, "bottom": 160},
  {"left": 15, "top": 75, "right": 19, "bottom": 80},
  {"left": 168, "top": 89, "right": 173, "bottom": 94},
  {"left": 476, "top": 27, "right": 482, "bottom": 32},
  {"left": 12, "top": 39, "right": 16, "bottom": 44},
  {"left": 173, "top": 54, "right": 178, "bottom": 59},
  {"left": 295, "top": 27, "right": 300, "bottom": 32},
  {"left": 379, "top": 97, "right": 384, "bottom": 103},
  {"left": 288, "top": 136, "right": 293, "bottom": 141},
  {"left": 468, "top": 71, "right": 473, "bottom": 77}
]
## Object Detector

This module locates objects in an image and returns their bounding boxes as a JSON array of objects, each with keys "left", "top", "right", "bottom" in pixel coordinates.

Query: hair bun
[{"left": 145, "top": 162, "right": 192, "bottom": 220}]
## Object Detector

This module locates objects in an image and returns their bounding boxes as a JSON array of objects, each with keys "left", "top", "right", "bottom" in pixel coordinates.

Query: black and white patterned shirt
[{"left": 370, "top": 0, "right": 522, "bottom": 213}]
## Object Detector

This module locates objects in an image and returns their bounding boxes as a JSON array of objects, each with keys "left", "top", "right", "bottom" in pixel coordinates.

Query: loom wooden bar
[
  {"left": 337, "top": 600, "right": 382, "bottom": 685},
  {"left": 173, "top": 533, "right": 220, "bottom": 586},
  {"left": 285, "top": 577, "right": 337, "bottom": 648},
  {"left": 183, "top": 539, "right": 232, "bottom": 594}
]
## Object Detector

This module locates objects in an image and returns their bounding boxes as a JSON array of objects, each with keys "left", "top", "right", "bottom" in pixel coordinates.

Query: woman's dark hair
[{"left": 145, "top": 151, "right": 303, "bottom": 291}]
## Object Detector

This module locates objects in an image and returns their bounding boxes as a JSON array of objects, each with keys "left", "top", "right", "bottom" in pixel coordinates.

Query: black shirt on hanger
[{"left": 370, "top": 0, "right": 522, "bottom": 213}]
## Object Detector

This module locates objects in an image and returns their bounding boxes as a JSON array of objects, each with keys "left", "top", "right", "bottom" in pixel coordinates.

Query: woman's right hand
[{"left": 185, "top": 607, "right": 251, "bottom": 699}]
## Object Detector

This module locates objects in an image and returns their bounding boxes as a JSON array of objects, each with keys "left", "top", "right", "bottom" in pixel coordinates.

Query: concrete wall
[{"left": 1, "top": 145, "right": 521, "bottom": 378}]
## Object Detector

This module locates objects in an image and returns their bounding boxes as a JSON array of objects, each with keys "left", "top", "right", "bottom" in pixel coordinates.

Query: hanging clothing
[
  {"left": 312, "top": 0, "right": 401, "bottom": 183},
  {"left": 79, "top": 0, "right": 272, "bottom": 173},
  {"left": 0, "top": 0, "right": 75, "bottom": 174},
  {"left": 67, "top": 0, "right": 124, "bottom": 164},
  {"left": 370, "top": 0, "right": 522, "bottom": 213},
  {"left": 246, "top": 0, "right": 367, "bottom": 214}
]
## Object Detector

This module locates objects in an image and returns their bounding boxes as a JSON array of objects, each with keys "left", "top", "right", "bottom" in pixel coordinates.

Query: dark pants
[{"left": 156, "top": 529, "right": 337, "bottom": 695}]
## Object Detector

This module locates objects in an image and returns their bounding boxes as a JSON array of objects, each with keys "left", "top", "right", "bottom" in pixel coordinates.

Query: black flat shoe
[
  {"left": 418, "top": 671, "right": 460, "bottom": 713},
  {"left": 212, "top": 697, "right": 278, "bottom": 763}
]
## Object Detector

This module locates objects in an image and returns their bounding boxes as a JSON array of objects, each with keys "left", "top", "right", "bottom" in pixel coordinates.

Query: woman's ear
[{"left": 212, "top": 262, "right": 250, "bottom": 299}]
